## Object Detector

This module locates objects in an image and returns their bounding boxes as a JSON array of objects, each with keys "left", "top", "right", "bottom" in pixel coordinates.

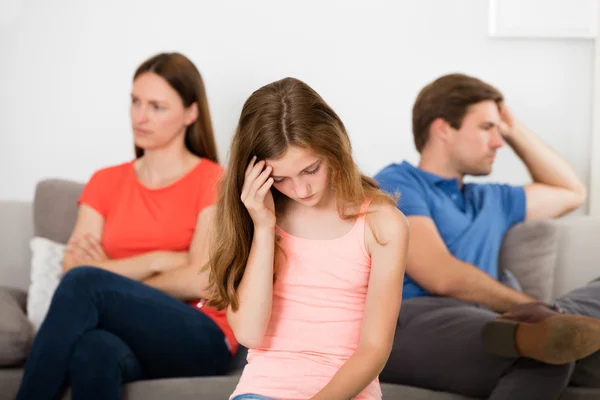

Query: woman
[
  {"left": 207, "top": 77, "right": 409, "bottom": 400},
  {"left": 17, "top": 52, "right": 236, "bottom": 400}
]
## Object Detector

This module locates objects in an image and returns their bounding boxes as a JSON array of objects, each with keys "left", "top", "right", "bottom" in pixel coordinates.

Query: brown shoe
[{"left": 482, "top": 302, "right": 600, "bottom": 365}]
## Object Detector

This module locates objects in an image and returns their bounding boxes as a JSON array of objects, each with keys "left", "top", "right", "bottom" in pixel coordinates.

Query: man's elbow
[
  {"left": 427, "top": 276, "right": 458, "bottom": 297},
  {"left": 573, "top": 185, "right": 588, "bottom": 208},
  {"left": 560, "top": 186, "right": 588, "bottom": 216}
]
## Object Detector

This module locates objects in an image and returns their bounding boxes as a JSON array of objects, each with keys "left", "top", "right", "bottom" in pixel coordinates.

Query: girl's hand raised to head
[{"left": 241, "top": 156, "right": 276, "bottom": 229}]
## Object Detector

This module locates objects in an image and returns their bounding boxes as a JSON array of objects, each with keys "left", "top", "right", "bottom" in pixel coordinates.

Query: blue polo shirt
[{"left": 374, "top": 161, "right": 526, "bottom": 300}]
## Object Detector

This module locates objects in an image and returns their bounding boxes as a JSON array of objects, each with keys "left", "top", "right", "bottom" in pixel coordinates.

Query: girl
[
  {"left": 17, "top": 53, "right": 236, "bottom": 400},
  {"left": 207, "top": 77, "right": 409, "bottom": 400}
]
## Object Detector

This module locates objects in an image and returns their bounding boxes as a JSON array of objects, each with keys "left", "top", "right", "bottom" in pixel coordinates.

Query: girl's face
[
  {"left": 130, "top": 72, "right": 197, "bottom": 152},
  {"left": 266, "top": 146, "right": 330, "bottom": 207}
]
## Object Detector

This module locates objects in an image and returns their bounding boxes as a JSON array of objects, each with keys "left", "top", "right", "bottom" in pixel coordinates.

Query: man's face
[{"left": 447, "top": 100, "right": 505, "bottom": 176}]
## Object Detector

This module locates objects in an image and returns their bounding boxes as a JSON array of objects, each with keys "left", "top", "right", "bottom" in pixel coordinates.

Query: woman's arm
[
  {"left": 63, "top": 204, "right": 186, "bottom": 280},
  {"left": 311, "top": 202, "right": 409, "bottom": 400},
  {"left": 143, "top": 206, "right": 216, "bottom": 299}
]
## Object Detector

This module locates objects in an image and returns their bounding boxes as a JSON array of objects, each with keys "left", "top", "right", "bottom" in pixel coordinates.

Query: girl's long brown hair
[
  {"left": 207, "top": 77, "right": 395, "bottom": 311},
  {"left": 133, "top": 52, "right": 218, "bottom": 163}
]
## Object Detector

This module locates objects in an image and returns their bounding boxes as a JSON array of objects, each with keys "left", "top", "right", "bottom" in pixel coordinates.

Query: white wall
[{"left": 0, "top": 0, "right": 594, "bottom": 206}]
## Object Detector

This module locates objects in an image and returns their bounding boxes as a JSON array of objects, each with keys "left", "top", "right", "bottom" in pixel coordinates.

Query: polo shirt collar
[{"left": 401, "top": 161, "right": 460, "bottom": 187}]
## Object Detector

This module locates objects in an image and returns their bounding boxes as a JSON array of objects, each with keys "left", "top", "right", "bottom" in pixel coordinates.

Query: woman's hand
[
  {"left": 240, "top": 156, "right": 276, "bottom": 229},
  {"left": 64, "top": 234, "right": 108, "bottom": 266},
  {"left": 64, "top": 235, "right": 187, "bottom": 274}
]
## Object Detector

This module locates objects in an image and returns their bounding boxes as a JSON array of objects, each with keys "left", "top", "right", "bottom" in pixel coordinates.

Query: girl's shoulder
[{"left": 364, "top": 198, "right": 409, "bottom": 248}]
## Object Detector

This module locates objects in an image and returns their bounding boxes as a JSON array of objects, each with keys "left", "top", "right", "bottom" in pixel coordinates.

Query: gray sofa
[{"left": 1, "top": 179, "right": 600, "bottom": 399}]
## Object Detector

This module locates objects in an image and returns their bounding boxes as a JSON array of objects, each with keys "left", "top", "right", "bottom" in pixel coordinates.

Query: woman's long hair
[
  {"left": 207, "top": 77, "right": 395, "bottom": 311},
  {"left": 133, "top": 52, "right": 218, "bottom": 163}
]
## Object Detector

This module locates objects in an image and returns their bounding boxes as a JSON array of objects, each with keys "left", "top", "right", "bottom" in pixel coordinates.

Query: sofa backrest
[
  {"left": 34, "top": 179, "right": 84, "bottom": 244},
  {"left": 0, "top": 201, "right": 34, "bottom": 290},
  {"left": 3, "top": 178, "right": 594, "bottom": 301},
  {"left": 0, "top": 179, "right": 84, "bottom": 291}
]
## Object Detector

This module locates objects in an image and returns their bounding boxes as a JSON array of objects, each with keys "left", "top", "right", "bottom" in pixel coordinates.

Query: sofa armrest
[
  {"left": 0, "top": 287, "right": 33, "bottom": 367},
  {"left": 500, "top": 216, "right": 600, "bottom": 302},
  {"left": 499, "top": 220, "right": 560, "bottom": 303},
  {"left": 551, "top": 216, "right": 600, "bottom": 299}
]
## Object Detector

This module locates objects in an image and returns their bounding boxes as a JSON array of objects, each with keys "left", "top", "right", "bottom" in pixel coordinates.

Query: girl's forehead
[{"left": 266, "top": 147, "right": 320, "bottom": 175}]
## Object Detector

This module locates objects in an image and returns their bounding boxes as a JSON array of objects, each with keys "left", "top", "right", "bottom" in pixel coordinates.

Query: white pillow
[{"left": 27, "top": 237, "right": 65, "bottom": 332}]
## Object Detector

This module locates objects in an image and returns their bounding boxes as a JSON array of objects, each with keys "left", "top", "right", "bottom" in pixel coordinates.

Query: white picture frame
[{"left": 488, "top": 0, "right": 598, "bottom": 39}]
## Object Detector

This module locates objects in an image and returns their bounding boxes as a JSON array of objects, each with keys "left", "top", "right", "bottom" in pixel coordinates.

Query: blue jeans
[
  {"left": 231, "top": 395, "right": 276, "bottom": 400},
  {"left": 17, "top": 266, "right": 232, "bottom": 400}
]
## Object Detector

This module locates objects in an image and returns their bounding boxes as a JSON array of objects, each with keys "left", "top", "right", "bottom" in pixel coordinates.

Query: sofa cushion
[
  {"left": 0, "top": 288, "right": 33, "bottom": 366},
  {"left": 498, "top": 220, "right": 559, "bottom": 303},
  {"left": 0, "top": 367, "right": 598, "bottom": 400},
  {"left": 572, "top": 352, "right": 600, "bottom": 388},
  {"left": 34, "top": 179, "right": 84, "bottom": 245},
  {"left": 27, "top": 237, "right": 65, "bottom": 332},
  {"left": 0, "top": 368, "right": 24, "bottom": 400}
]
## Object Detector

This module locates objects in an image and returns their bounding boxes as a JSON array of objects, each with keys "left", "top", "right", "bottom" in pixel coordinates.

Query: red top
[{"left": 78, "top": 158, "right": 237, "bottom": 354}]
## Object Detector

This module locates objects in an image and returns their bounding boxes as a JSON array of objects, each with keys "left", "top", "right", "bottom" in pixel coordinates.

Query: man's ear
[{"left": 429, "top": 118, "right": 452, "bottom": 143}]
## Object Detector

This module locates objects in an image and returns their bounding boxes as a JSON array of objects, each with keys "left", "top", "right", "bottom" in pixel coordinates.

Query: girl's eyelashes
[
  {"left": 271, "top": 163, "right": 321, "bottom": 184},
  {"left": 305, "top": 165, "right": 320, "bottom": 175}
]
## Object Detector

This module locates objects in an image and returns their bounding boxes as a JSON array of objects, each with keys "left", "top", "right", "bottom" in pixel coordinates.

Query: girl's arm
[
  {"left": 226, "top": 226, "right": 275, "bottom": 348},
  {"left": 311, "top": 202, "right": 409, "bottom": 400},
  {"left": 226, "top": 158, "right": 277, "bottom": 349}
]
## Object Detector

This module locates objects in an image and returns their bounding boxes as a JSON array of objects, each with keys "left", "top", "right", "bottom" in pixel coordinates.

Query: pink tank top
[{"left": 231, "top": 200, "right": 381, "bottom": 400}]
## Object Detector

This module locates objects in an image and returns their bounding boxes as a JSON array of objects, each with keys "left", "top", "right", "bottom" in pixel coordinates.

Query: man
[{"left": 375, "top": 73, "right": 600, "bottom": 400}]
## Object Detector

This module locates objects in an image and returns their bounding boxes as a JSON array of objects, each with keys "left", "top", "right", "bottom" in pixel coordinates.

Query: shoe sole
[{"left": 482, "top": 314, "right": 600, "bottom": 365}]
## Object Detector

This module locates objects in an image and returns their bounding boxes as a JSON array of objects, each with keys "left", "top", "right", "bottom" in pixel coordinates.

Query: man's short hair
[{"left": 412, "top": 73, "right": 504, "bottom": 152}]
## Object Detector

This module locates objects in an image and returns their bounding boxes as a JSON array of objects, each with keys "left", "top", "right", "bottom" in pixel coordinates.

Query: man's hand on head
[{"left": 498, "top": 103, "right": 517, "bottom": 139}]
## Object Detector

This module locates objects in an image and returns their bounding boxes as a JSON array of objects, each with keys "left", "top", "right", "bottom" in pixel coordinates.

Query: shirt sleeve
[
  {"left": 78, "top": 170, "right": 110, "bottom": 217},
  {"left": 497, "top": 184, "right": 527, "bottom": 228},
  {"left": 197, "top": 162, "right": 224, "bottom": 212},
  {"left": 395, "top": 181, "right": 431, "bottom": 217},
  {"left": 375, "top": 173, "right": 431, "bottom": 218}
]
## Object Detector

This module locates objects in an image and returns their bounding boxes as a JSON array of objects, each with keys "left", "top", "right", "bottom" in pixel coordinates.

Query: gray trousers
[{"left": 380, "top": 278, "right": 600, "bottom": 400}]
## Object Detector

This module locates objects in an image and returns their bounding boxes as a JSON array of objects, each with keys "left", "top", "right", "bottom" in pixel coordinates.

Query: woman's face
[{"left": 130, "top": 72, "right": 197, "bottom": 152}]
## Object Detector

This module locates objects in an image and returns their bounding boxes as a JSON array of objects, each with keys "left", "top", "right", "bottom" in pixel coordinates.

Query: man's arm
[
  {"left": 500, "top": 106, "right": 587, "bottom": 220},
  {"left": 407, "top": 216, "right": 535, "bottom": 313}
]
